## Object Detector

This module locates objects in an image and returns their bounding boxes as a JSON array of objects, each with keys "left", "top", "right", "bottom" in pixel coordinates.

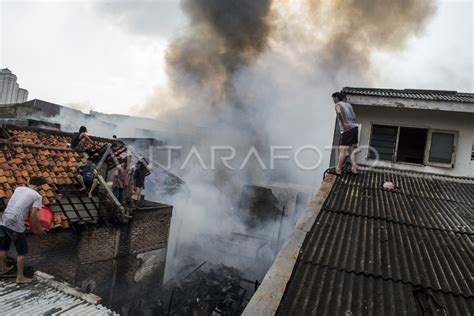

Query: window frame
[
  {"left": 425, "top": 129, "right": 458, "bottom": 168},
  {"left": 367, "top": 123, "right": 399, "bottom": 162},
  {"left": 367, "top": 123, "right": 458, "bottom": 169},
  {"left": 395, "top": 126, "right": 429, "bottom": 166}
]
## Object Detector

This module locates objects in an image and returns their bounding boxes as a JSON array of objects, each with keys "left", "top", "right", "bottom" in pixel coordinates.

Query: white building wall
[
  {"left": 354, "top": 105, "right": 474, "bottom": 177},
  {"left": 17, "top": 88, "right": 28, "bottom": 103},
  {"left": 0, "top": 68, "right": 28, "bottom": 104},
  {"left": 11, "top": 82, "right": 19, "bottom": 104},
  {"left": 0, "top": 71, "right": 16, "bottom": 104}
]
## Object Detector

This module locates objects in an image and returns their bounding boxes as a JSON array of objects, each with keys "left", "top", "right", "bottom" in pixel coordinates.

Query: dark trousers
[{"left": 113, "top": 187, "right": 124, "bottom": 204}]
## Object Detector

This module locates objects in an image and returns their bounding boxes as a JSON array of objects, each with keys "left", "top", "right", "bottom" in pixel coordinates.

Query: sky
[{"left": 0, "top": 0, "right": 472, "bottom": 116}]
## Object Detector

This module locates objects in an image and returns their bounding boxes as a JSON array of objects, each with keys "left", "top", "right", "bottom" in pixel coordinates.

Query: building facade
[
  {"left": 25, "top": 205, "right": 172, "bottom": 314},
  {"left": 0, "top": 68, "right": 28, "bottom": 104},
  {"left": 331, "top": 87, "right": 474, "bottom": 177},
  {"left": 0, "top": 124, "right": 174, "bottom": 314}
]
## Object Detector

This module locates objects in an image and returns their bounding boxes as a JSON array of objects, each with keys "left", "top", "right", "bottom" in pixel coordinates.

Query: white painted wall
[
  {"left": 353, "top": 105, "right": 474, "bottom": 177},
  {"left": 0, "top": 69, "right": 28, "bottom": 104}
]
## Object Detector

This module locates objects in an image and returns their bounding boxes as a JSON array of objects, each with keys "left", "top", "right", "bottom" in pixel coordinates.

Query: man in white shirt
[{"left": 0, "top": 177, "right": 45, "bottom": 284}]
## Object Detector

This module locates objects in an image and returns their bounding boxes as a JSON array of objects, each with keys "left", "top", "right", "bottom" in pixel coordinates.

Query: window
[
  {"left": 396, "top": 127, "right": 428, "bottom": 164},
  {"left": 369, "top": 125, "right": 398, "bottom": 161},
  {"left": 368, "top": 124, "right": 457, "bottom": 168},
  {"left": 427, "top": 131, "right": 456, "bottom": 166}
]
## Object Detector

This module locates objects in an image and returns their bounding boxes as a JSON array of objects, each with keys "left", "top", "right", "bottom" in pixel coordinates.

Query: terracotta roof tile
[
  {"left": 0, "top": 138, "right": 86, "bottom": 214},
  {"left": 0, "top": 125, "right": 133, "bottom": 229}
]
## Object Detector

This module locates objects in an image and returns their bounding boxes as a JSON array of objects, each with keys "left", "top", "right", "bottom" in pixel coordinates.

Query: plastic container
[{"left": 27, "top": 206, "right": 53, "bottom": 234}]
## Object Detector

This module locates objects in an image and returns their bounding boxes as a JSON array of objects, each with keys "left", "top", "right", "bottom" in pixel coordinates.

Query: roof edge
[
  {"left": 34, "top": 271, "right": 103, "bottom": 304},
  {"left": 342, "top": 86, "right": 474, "bottom": 108},
  {"left": 242, "top": 174, "right": 337, "bottom": 316},
  {"left": 343, "top": 86, "right": 471, "bottom": 94}
]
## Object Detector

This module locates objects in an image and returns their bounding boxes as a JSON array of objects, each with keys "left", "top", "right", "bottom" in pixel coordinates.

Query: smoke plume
[
  {"left": 304, "top": 0, "right": 437, "bottom": 70},
  {"left": 166, "top": 0, "right": 273, "bottom": 108},
  {"left": 97, "top": 0, "right": 437, "bottom": 281}
]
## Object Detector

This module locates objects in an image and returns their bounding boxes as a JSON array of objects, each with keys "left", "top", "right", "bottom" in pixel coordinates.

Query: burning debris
[
  {"left": 157, "top": 263, "right": 255, "bottom": 316},
  {"left": 238, "top": 185, "right": 281, "bottom": 226}
]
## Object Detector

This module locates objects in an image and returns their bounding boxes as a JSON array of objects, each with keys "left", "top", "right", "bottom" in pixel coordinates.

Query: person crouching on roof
[
  {"left": 76, "top": 157, "right": 99, "bottom": 198},
  {"left": 131, "top": 160, "right": 148, "bottom": 208},
  {"left": 70, "top": 126, "right": 92, "bottom": 151},
  {"left": 0, "top": 176, "right": 46, "bottom": 284}
]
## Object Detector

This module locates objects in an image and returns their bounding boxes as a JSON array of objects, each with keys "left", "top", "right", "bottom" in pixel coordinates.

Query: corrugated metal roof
[
  {"left": 278, "top": 265, "right": 473, "bottom": 316},
  {"left": 0, "top": 277, "right": 117, "bottom": 315},
  {"left": 342, "top": 87, "right": 474, "bottom": 103},
  {"left": 301, "top": 211, "right": 472, "bottom": 296},
  {"left": 323, "top": 179, "right": 473, "bottom": 234},
  {"left": 277, "top": 168, "right": 474, "bottom": 315}
]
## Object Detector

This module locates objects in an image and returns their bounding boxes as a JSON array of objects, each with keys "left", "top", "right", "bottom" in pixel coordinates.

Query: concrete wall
[
  {"left": 353, "top": 105, "right": 474, "bottom": 177},
  {"left": 19, "top": 205, "right": 172, "bottom": 314},
  {"left": 0, "top": 69, "right": 28, "bottom": 105}
]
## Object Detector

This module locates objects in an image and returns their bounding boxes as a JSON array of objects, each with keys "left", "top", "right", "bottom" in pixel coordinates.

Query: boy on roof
[
  {"left": 0, "top": 176, "right": 46, "bottom": 284},
  {"left": 76, "top": 157, "right": 99, "bottom": 198}
]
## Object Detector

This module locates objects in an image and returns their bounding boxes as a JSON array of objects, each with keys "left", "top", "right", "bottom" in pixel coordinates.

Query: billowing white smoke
[{"left": 95, "top": 0, "right": 436, "bottom": 282}]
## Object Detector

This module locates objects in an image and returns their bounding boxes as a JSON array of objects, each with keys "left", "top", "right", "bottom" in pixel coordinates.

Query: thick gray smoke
[
  {"left": 306, "top": 0, "right": 437, "bottom": 70},
  {"left": 167, "top": 0, "right": 273, "bottom": 108}
]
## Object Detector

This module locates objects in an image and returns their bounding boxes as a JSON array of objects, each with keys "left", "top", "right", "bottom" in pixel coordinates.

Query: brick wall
[{"left": 17, "top": 204, "right": 172, "bottom": 313}]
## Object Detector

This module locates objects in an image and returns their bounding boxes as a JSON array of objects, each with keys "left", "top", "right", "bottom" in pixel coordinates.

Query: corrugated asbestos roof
[
  {"left": 342, "top": 87, "right": 474, "bottom": 103},
  {"left": 0, "top": 278, "right": 116, "bottom": 315},
  {"left": 278, "top": 168, "right": 474, "bottom": 315},
  {"left": 278, "top": 265, "right": 472, "bottom": 315}
]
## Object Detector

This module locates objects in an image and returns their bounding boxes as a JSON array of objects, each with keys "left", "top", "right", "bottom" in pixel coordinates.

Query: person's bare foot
[
  {"left": 351, "top": 167, "right": 359, "bottom": 174},
  {"left": 16, "top": 276, "right": 34, "bottom": 284},
  {"left": 0, "top": 266, "right": 14, "bottom": 275}
]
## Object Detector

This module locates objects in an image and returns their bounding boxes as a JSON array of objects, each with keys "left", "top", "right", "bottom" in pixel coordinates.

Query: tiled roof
[
  {"left": 278, "top": 168, "right": 474, "bottom": 315},
  {"left": 6, "top": 126, "right": 115, "bottom": 152},
  {"left": 0, "top": 272, "right": 117, "bottom": 315},
  {"left": 0, "top": 142, "right": 83, "bottom": 207},
  {"left": 0, "top": 125, "right": 129, "bottom": 228},
  {"left": 342, "top": 87, "right": 474, "bottom": 103}
]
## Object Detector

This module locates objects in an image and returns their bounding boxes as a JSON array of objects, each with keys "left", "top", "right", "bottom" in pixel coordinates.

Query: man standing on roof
[
  {"left": 112, "top": 159, "right": 130, "bottom": 204},
  {"left": 0, "top": 176, "right": 46, "bottom": 284},
  {"left": 331, "top": 92, "right": 359, "bottom": 175},
  {"left": 131, "top": 160, "right": 149, "bottom": 208},
  {"left": 76, "top": 157, "right": 99, "bottom": 198}
]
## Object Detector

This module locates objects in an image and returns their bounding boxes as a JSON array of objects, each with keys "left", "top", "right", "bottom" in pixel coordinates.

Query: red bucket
[{"left": 27, "top": 206, "right": 53, "bottom": 234}]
